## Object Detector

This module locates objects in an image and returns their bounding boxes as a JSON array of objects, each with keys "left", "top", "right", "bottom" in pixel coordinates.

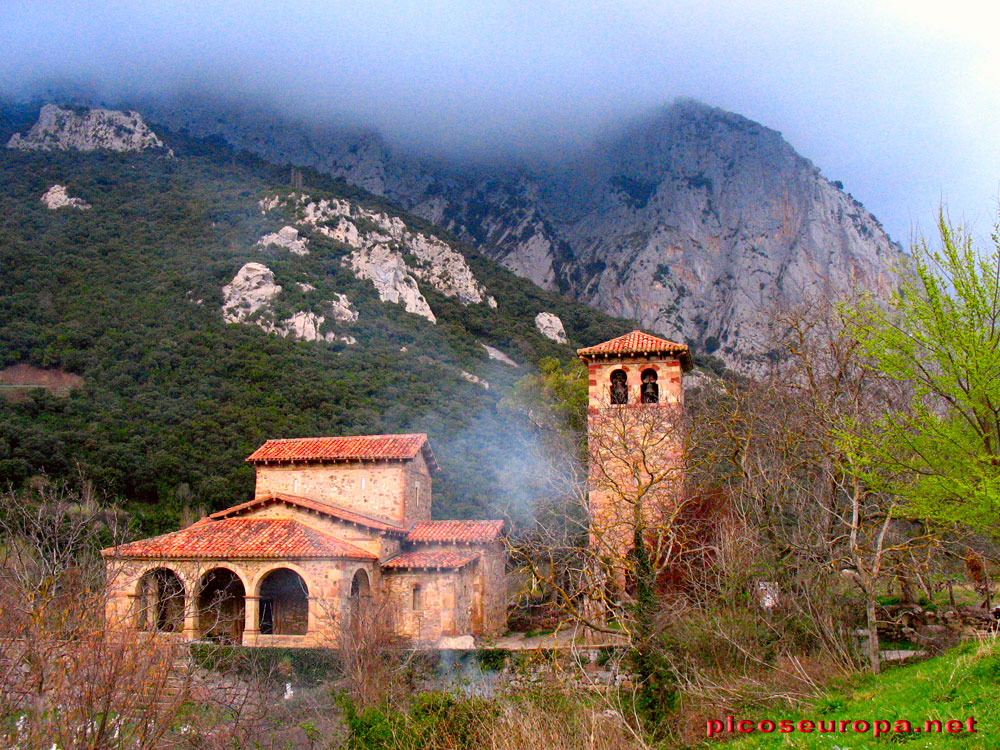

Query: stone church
[
  {"left": 103, "top": 434, "right": 506, "bottom": 647},
  {"left": 103, "top": 329, "right": 690, "bottom": 648}
]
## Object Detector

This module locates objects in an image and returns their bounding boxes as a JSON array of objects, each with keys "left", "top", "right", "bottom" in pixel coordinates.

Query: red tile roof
[
  {"left": 577, "top": 330, "right": 693, "bottom": 370},
  {"left": 210, "top": 492, "right": 406, "bottom": 535},
  {"left": 381, "top": 550, "right": 478, "bottom": 570},
  {"left": 406, "top": 520, "right": 504, "bottom": 544},
  {"left": 102, "top": 518, "right": 376, "bottom": 561},
  {"left": 246, "top": 434, "right": 438, "bottom": 471}
]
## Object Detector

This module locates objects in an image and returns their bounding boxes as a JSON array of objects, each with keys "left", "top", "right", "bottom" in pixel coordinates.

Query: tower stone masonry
[{"left": 577, "top": 330, "right": 693, "bottom": 587}]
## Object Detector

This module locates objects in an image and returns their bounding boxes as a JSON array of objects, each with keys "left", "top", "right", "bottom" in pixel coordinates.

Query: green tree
[
  {"left": 500, "top": 357, "right": 588, "bottom": 438},
  {"left": 845, "top": 214, "right": 1000, "bottom": 534}
]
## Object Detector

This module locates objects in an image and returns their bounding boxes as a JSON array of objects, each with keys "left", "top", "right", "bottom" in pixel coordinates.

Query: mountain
[
  {"left": 0, "top": 103, "right": 632, "bottom": 533},
  {"left": 141, "top": 97, "right": 904, "bottom": 370}
]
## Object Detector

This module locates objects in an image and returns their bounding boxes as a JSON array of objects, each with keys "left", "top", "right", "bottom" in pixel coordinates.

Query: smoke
[{"left": 427, "top": 395, "right": 584, "bottom": 530}]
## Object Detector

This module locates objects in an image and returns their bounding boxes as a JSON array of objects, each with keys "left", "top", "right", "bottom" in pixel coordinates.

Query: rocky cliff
[
  {"left": 41, "top": 184, "right": 90, "bottom": 210},
  {"left": 261, "top": 191, "right": 495, "bottom": 324},
  {"left": 146, "top": 97, "right": 903, "bottom": 370},
  {"left": 8, "top": 104, "right": 167, "bottom": 153}
]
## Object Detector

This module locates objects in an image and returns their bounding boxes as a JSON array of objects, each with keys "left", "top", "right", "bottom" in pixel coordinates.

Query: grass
[{"left": 701, "top": 637, "right": 1000, "bottom": 748}]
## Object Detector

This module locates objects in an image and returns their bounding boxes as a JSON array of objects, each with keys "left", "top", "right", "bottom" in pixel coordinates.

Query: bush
[{"left": 190, "top": 644, "right": 343, "bottom": 687}]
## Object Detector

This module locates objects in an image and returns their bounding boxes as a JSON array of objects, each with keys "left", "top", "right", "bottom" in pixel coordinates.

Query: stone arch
[
  {"left": 610, "top": 368, "right": 629, "bottom": 405},
  {"left": 197, "top": 567, "right": 246, "bottom": 644},
  {"left": 256, "top": 567, "right": 310, "bottom": 635},
  {"left": 135, "top": 567, "right": 185, "bottom": 633},
  {"left": 348, "top": 568, "right": 372, "bottom": 639},
  {"left": 640, "top": 368, "right": 659, "bottom": 404}
]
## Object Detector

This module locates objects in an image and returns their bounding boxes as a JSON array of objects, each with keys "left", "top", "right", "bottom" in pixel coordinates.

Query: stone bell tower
[{"left": 576, "top": 330, "right": 693, "bottom": 579}]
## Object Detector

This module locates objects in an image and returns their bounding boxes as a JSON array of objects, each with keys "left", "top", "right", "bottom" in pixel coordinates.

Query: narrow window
[
  {"left": 292, "top": 478, "right": 299, "bottom": 494},
  {"left": 361, "top": 476, "right": 366, "bottom": 490},
  {"left": 412, "top": 584, "right": 423, "bottom": 610},
  {"left": 640, "top": 369, "right": 659, "bottom": 404},
  {"left": 610, "top": 369, "right": 628, "bottom": 405}
]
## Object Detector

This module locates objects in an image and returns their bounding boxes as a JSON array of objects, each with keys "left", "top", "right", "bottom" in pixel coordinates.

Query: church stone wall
[
  {"left": 585, "top": 355, "right": 686, "bottom": 580},
  {"left": 254, "top": 455, "right": 432, "bottom": 529},
  {"left": 401, "top": 453, "right": 433, "bottom": 527},
  {"left": 403, "top": 542, "right": 508, "bottom": 638},
  {"left": 586, "top": 357, "right": 683, "bottom": 408},
  {"left": 384, "top": 567, "right": 474, "bottom": 643}
]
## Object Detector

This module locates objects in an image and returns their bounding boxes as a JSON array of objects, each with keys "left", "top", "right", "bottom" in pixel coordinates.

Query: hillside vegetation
[{"left": 0, "top": 106, "right": 630, "bottom": 533}]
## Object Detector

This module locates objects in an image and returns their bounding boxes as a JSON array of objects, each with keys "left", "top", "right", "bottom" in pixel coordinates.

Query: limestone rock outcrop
[
  {"left": 222, "top": 262, "right": 358, "bottom": 343},
  {"left": 327, "top": 293, "right": 359, "bottom": 323},
  {"left": 461, "top": 371, "right": 490, "bottom": 389},
  {"left": 258, "top": 226, "right": 308, "bottom": 255},
  {"left": 41, "top": 185, "right": 90, "bottom": 210},
  {"left": 480, "top": 343, "right": 519, "bottom": 367},
  {"left": 534, "top": 312, "right": 568, "bottom": 344},
  {"left": 222, "top": 263, "right": 282, "bottom": 323},
  {"left": 276, "top": 311, "right": 325, "bottom": 341},
  {"left": 259, "top": 192, "right": 495, "bottom": 323},
  {"left": 348, "top": 244, "right": 437, "bottom": 323},
  {"left": 160, "top": 97, "right": 905, "bottom": 370},
  {"left": 9, "top": 104, "right": 165, "bottom": 153},
  {"left": 274, "top": 311, "right": 356, "bottom": 344}
]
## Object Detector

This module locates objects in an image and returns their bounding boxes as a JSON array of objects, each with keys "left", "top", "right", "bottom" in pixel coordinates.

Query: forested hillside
[{"left": 0, "top": 105, "right": 632, "bottom": 534}]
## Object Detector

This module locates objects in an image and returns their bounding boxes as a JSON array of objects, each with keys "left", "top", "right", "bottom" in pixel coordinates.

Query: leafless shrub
[
  {"left": 331, "top": 586, "right": 418, "bottom": 709},
  {"left": 0, "top": 482, "right": 275, "bottom": 749}
]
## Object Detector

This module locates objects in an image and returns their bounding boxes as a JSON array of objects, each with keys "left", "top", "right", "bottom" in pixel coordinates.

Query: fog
[{"left": 4, "top": 0, "right": 1000, "bottom": 242}]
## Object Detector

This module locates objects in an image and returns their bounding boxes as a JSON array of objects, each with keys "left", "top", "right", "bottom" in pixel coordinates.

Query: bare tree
[
  {"left": 0, "top": 483, "right": 195, "bottom": 749},
  {"left": 0, "top": 482, "right": 280, "bottom": 749}
]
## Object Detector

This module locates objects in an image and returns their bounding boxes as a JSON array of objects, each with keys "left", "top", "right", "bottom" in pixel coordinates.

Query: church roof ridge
[
  {"left": 406, "top": 519, "right": 504, "bottom": 544},
  {"left": 101, "top": 517, "right": 378, "bottom": 561},
  {"left": 382, "top": 549, "right": 478, "bottom": 570},
  {"left": 577, "top": 329, "right": 693, "bottom": 370},
  {"left": 246, "top": 433, "right": 438, "bottom": 472},
  {"left": 210, "top": 492, "right": 408, "bottom": 535}
]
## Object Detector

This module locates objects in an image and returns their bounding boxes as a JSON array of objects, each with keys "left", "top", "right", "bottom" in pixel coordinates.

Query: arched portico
[
  {"left": 347, "top": 568, "right": 372, "bottom": 640},
  {"left": 197, "top": 567, "right": 246, "bottom": 644},
  {"left": 257, "top": 568, "right": 309, "bottom": 635},
  {"left": 136, "top": 567, "right": 185, "bottom": 633}
]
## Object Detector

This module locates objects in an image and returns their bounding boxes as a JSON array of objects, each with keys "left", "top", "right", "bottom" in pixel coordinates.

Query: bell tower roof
[{"left": 577, "top": 330, "right": 693, "bottom": 371}]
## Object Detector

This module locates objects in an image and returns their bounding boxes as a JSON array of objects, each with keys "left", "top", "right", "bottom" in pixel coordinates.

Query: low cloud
[{"left": 3, "top": 1, "right": 999, "bottom": 241}]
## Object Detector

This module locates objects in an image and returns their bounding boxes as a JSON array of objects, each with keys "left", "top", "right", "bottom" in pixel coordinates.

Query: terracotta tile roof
[
  {"left": 102, "top": 518, "right": 377, "bottom": 561},
  {"left": 577, "top": 330, "right": 693, "bottom": 370},
  {"left": 246, "top": 433, "right": 438, "bottom": 471},
  {"left": 381, "top": 550, "right": 478, "bottom": 570},
  {"left": 406, "top": 520, "right": 504, "bottom": 544},
  {"left": 210, "top": 492, "right": 406, "bottom": 535}
]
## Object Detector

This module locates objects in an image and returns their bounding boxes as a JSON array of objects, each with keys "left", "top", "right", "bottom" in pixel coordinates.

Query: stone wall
[
  {"left": 586, "top": 357, "right": 684, "bottom": 408},
  {"left": 401, "top": 453, "right": 433, "bottom": 527},
  {"left": 254, "top": 455, "right": 432, "bottom": 528},
  {"left": 877, "top": 604, "right": 998, "bottom": 650},
  {"left": 584, "top": 356, "right": 686, "bottom": 581},
  {"left": 403, "top": 542, "right": 508, "bottom": 638},
  {"left": 383, "top": 567, "right": 474, "bottom": 643}
]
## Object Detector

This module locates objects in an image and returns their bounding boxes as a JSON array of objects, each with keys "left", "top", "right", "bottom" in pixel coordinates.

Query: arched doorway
[
  {"left": 136, "top": 568, "right": 184, "bottom": 633},
  {"left": 258, "top": 568, "right": 309, "bottom": 635},
  {"left": 197, "top": 568, "right": 246, "bottom": 644},
  {"left": 348, "top": 569, "right": 371, "bottom": 639}
]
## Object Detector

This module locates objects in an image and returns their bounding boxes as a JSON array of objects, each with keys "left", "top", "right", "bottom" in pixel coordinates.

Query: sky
[{"left": 3, "top": 0, "right": 999, "bottom": 245}]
